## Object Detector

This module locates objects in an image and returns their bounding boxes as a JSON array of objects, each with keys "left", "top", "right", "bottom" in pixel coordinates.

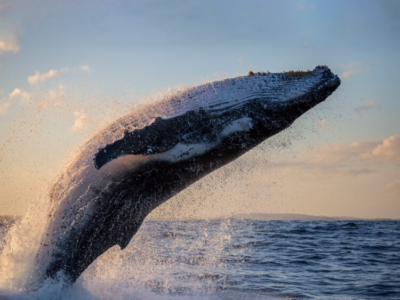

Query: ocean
[{"left": 0, "top": 218, "right": 399, "bottom": 299}]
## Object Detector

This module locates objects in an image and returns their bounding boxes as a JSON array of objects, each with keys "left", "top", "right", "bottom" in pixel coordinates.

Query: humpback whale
[{"left": 33, "top": 66, "right": 340, "bottom": 287}]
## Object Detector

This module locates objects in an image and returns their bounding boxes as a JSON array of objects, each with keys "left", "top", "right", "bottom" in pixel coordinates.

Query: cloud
[
  {"left": 270, "top": 160, "right": 376, "bottom": 178},
  {"left": 71, "top": 111, "right": 87, "bottom": 132},
  {"left": 355, "top": 100, "right": 381, "bottom": 114},
  {"left": 33, "top": 87, "right": 66, "bottom": 113},
  {"left": 304, "top": 39, "right": 309, "bottom": 47},
  {"left": 48, "top": 85, "right": 65, "bottom": 99},
  {"left": 28, "top": 66, "right": 89, "bottom": 84},
  {"left": 79, "top": 65, "right": 90, "bottom": 72},
  {"left": 0, "top": 102, "right": 10, "bottom": 115},
  {"left": 297, "top": 6, "right": 305, "bottom": 11},
  {"left": 339, "top": 69, "right": 360, "bottom": 79},
  {"left": 28, "top": 68, "right": 69, "bottom": 85},
  {"left": 9, "top": 88, "right": 31, "bottom": 104},
  {"left": 306, "top": 135, "right": 400, "bottom": 166},
  {"left": 302, "top": 140, "right": 379, "bottom": 165},
  {"left": 314, "top": 119, "right": 327, "bottom": 130},
  {"left": 0, "top": 33, "right": 19, "bottom": 54},
  {"left": 278, "top": 136, "right": 400, "bottom": 178},
  {"left": 338, "top": 61, "right": 369, "bottom": 79},
  {"left": 361, "top": 135, "right": 400, "bottom": 165},
  {"left": 384, "top": 180, "right": 400, "bottom": 195}
]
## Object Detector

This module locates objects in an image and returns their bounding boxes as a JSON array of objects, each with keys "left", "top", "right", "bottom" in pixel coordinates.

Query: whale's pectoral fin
[
  {"left": 116, "top": 214, "right": 146, "bottom": 250},
  {"left": 94, "top": 110, "right": 219, "bottom": 170},
  {"left": 94, "top": 116, "right": 184, "bottom": 170}
]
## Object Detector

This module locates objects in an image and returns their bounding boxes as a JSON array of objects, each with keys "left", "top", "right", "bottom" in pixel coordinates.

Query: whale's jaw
[{"left": 33, "top": 66, "right": 340, "bottom": 287}]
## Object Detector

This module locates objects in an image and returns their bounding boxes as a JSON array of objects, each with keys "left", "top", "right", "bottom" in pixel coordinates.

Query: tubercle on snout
[{"left": 247, "top": 66, "right": 327, "bottom": 78}]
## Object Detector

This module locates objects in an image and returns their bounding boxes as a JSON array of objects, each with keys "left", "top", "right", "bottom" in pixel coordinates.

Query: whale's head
[
  {"left": 195, "top": 65, "right": 340, "bottom": 121},
  {"left": 233, "top": 65, "right": 341, "bottom": 131},
  {"left": 247, "top": 65, "right": 340, "bottom": 108},
  {"left": 94, "top": 66, "right": 340, "bottom": 170}
]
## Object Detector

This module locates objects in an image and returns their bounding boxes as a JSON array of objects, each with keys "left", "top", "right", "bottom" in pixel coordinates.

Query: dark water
[{"left": 1, "top": 219, "right": 400, "bottom": 299}]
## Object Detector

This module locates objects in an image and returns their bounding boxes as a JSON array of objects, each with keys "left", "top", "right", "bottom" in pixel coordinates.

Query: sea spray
[{"left": 0, "top": 191, "right": 50, "bottom": 290}]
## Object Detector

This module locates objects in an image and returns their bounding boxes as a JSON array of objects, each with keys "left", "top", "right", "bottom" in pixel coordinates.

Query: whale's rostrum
[{"left": 33, "top": 66, "right": 340, "bottom": 287}]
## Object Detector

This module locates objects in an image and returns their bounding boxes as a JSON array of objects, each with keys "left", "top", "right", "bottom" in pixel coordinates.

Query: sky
[{"left": 0, "top": 0, "right": 399, "bottom": 219}]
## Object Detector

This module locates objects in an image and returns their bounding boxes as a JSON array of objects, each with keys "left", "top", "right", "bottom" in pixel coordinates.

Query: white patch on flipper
[
  {"left": 221, "top": 117, "right": 253, "bottom": 137},
  {"left": 157, "top": 143, "right": 212, "bottom": 162},
  {"left": 156, "top": 117, "right": 253, "bottom": 163}
]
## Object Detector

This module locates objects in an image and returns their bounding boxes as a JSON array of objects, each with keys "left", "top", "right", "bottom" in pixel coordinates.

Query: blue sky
[{"left": 0, "top": 0, "right": 399, "bottom": 218}]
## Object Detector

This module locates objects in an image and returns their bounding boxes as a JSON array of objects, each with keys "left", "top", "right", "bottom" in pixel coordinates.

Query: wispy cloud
[
  {"left": 34, "top": 85, "right": 66, "bottom": 111},
  {"left": 79, "top": 65, "right": 90, "bottom": 72},
  {"left": 314, "top": 119, "right": 327, "bottom": 130},
  {"left": 9, "top": 88, "right": 31, "bottom": 104},
  {"left": 28, "top": 68, "right": 68, "bottom": 85},
  {"left": 28, "top": 66, "right": 90, "bottom": 85},
  {"left": 0, "top": 102, "right": 11, "bottom": 115},
  {"left": 338, "top": 61, "right": 369, "bottom": 79},
  {"left": 301, "top": 136, "right": 400, "bottom": 166},
  {"left": 71, "top": 111, "right": 87, "bottom": 132},
  {"left": 301, "top": 140, "right": 379, "bottom": 165},
  {"left": 271, "top": 136, "right": 400, "bottom": 178},
  {"left": 299, "top": 135, "right": 400, "bottom": 168},
  {"left": 0, "top": 33, "right": 19, "bottom": 54},
  {"left": 297, "top": 6, "right": 305, "bottom": 11},
  {"left": 340, "top": 69, "right": 360, "bottom": 79},
  {"left": 355, "top": 100, "right": 381, "bottom": 114}
]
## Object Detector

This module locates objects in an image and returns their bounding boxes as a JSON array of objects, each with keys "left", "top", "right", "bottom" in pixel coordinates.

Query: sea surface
[{"left": 1, "top": 218, "right": 399, "bottom": 299}]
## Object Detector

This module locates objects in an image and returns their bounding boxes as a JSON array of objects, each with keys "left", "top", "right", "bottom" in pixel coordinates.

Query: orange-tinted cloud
[
  {"left": 338, "top": 61, "right": 369, "bottom": 79},
  {"left": 0, "top": 33, "right": 19, "bottom": 54},
  {"left": 9, "top": 88, "right": 31, "bottom": 104},
  {"left": 361, "top": 135, "right": 400, "bottom": 165},
  {"left": 339, "top": 69, "right": 360, "bottom": 79},
  {"left": 79, "top": 65, "right": 90, "bottom": 72},
  {"left": 314, "top": 119, "right": 327, "bottom": 130},
  {"left": 269, "top": 136, "right": 399, "bottom": 178},
  {"left": 28, "top": 68, "right": 69, "bottom": 85},
  {"left": 71, "top": 111, "right": 87, "bottom": 132},
  {"left": 355, "top": 100, "right": 381, "bottom": 113},
  {"left": 302, "top": 140, "right": 379, "bottom": 164},
  {"left": 0, "top": 102, "right": 11, "bottom": 115}
]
